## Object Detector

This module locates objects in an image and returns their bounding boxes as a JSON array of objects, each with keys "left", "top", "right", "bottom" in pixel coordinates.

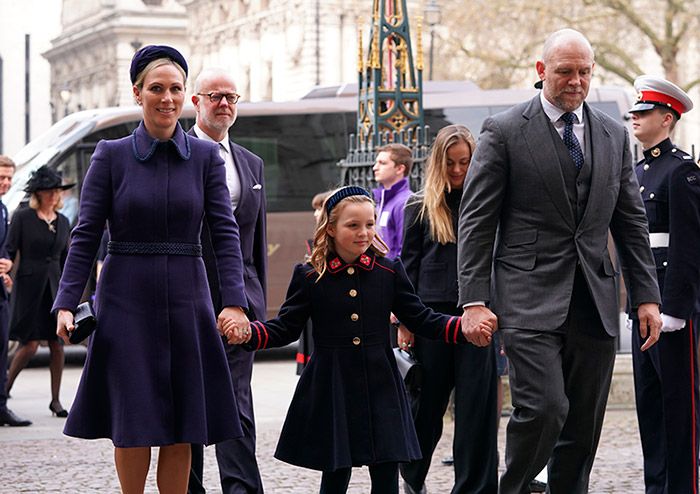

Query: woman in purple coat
[{"left": 53, "top": 46, "right": 249, "bottom": 493}]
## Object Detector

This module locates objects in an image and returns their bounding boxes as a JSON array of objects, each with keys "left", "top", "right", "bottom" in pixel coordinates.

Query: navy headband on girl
[{"left": 325, "top": 186, "right": 371, "bottom": 213}]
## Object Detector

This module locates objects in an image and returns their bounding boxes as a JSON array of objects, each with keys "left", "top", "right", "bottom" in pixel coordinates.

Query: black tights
[{"left": 319, "top": 462, "right": 398, "bottom": 494}]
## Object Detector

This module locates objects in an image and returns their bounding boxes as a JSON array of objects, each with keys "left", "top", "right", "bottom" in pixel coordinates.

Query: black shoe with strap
[{"left": 0, "top": 408, "right": 32, "bottom": 426}]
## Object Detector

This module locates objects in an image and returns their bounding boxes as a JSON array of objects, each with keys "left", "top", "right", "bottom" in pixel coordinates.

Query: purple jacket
[{"left": 373, "top": 178, "right": 412, "bottom": 259}]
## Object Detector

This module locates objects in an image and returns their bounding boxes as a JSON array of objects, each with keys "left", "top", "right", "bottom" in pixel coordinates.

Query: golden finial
[
  {"left": 416, "top": 16, "right": 424, "bottom": 71},
  {"left": 357, "top": 26, "right": 364, "bottom": 73}
]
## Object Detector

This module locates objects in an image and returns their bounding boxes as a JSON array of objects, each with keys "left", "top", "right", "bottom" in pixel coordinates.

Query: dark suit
[
  {"left": 0, "top": 201, "right": 10, "bottom": 412},
  {"left": 458, "top": 95, "right": 660, "bottom": 493},
  {"left": 187, "top": 128, "right": 267, "bottom": 494},
  {"left": 632, "top": 139, "right": 700, "bottom": 494}
]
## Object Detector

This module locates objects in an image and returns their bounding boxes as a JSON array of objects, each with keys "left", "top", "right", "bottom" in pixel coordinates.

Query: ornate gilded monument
[{"left": 340, "top": 0, "right": 430, "bottom": 190}]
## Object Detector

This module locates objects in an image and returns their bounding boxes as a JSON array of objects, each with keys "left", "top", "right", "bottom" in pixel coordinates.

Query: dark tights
[{"left": 320, "top": 462, "right": 398, "bottom": 494}]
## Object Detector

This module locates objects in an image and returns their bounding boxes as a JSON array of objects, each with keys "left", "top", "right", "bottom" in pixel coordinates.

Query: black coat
[
  {"left": 244, "top": 252, "right": 463, "bottom": 471},
  {"left": 8, "top": 207, "right": 69, "bottom": 341}
]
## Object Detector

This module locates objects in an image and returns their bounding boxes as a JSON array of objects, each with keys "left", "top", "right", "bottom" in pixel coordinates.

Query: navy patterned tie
[{"left": 561, "top": 112, "right": 584, "bottom": 170}]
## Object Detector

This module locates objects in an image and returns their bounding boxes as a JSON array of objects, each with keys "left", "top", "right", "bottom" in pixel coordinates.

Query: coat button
[
  {"left": 643, "top": 164, "right": 650, "bottom": 171},
  {"left": 649, "top": 193, "right": 655, "bottom": 199},
  {"left": 349, "top": 289, "right": 357, "bottom": 297},
  {"left": 351, "top": 313, "right": 359, "bottom": 321},
  {"left": 352, "top": 337, "right": 361, "bottom": 346},
  {"left": 347, "top": 267, "right": 355, "bottom": 275},
  {"left": 640, "top": 186, "right": 645, "bottom": 192},
  {"left": 663, "top": 261, "right": 668, "bottom": 267}
]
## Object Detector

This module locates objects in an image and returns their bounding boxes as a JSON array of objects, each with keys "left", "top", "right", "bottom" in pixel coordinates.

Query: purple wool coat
[{"left": 53, "top": 122, "right": 247, "bottom": 448}]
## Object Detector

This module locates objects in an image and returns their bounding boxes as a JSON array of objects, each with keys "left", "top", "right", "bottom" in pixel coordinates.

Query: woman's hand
[
  {"left": 397, "top": 325, "right": 415, "bottom": 350},
  {"left": 56, "top": 309, "right": 75, "bottom": 344},
  {"left": 1, "top": 274, "right": 12, "bottom": 293},
  {"left": 217, "top": 306, "right": 251, "bottom": 345}
]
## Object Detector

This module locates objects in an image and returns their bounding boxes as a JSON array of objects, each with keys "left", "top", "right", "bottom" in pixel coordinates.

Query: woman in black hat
[{"left": 5, "top": 165, "right": 74, "bottom": 417}]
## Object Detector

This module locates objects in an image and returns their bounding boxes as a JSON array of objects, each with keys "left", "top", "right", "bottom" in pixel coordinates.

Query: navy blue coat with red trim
[
  {"left": 636, "top": 138, "right": 700, "bottom": 317},
  {"left": 244, "top": 251, "right": 463, "bottom": 471}
]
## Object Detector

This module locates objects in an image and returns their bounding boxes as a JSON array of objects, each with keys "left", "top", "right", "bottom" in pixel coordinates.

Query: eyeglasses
[{"left": 196, "top": 92, "right": 241, "bottom": 105}]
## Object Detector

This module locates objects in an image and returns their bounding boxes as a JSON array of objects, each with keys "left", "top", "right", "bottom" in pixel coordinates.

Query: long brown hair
[
  {"left": 416, "top": 124, "right": 476, "bottom": 244},
  {"left": 309, "top": 191, "right": 388, "bottom": 279}
]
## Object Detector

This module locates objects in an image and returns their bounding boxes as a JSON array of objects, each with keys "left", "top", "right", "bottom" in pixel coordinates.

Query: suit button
[
  {"left": 663, "top": 261, "right": 668, "bottom": 267},
  {"left": 649, "top": 193, "right": 655, "bottom": 199},
  {"left": 643, "top": 164, "right": 650, "bottom": 171},
  {"left": 640, "top": 186, "right": 645, "bottom": 192},
  {"left": 351, "top": 313, "right": 359, "bottom": 321},
  {"left": 347, "top": 267, "right": 355, "bottom": 275},
  {"left": 352, "top": 337, "right": 361, "bottom": 346},
  {"left": 349, "top": 289, "right": 358, "bottom": 297}
]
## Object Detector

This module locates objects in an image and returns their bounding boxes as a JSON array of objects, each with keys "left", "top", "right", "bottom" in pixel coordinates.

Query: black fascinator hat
[{"left": 24, "top": 166, "right": 76, "bottom": 193}]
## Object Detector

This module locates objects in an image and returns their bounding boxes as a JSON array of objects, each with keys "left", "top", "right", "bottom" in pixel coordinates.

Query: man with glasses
[{"left": 188, "top": 69, "right": 267, "bottom": 494}]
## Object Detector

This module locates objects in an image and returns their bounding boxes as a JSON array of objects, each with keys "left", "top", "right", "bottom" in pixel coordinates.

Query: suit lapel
[
  {"left": 231, "top": 140, "right": 254, "bottom": 213},
  {"left": 577, "top": 105, "right": 612, "bottom": 231},
  {"left": 521, "top": 97, "right": 576, "bottom": 230}
]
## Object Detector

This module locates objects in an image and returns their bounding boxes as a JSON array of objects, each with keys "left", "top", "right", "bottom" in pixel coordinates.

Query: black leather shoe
[
  {"left": 403, "top": 482, "right": 428, "bottom": 494},
  {"left": 0, "top": 408, "right": 32, "bottom": 426},
  {"left": 528, "top": 479, "right": 546, "bottom": 492}
]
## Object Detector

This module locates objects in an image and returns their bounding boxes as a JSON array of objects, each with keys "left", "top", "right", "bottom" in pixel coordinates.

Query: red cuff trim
[
  {"left": 260, "top": 322, "right": 270, "bottom": 349},
  {"left": 252, "top": 321, "right": 263, "bottom": 351},
  {"left": 452, "top": 316, "right": 460, "bottom": 344}
]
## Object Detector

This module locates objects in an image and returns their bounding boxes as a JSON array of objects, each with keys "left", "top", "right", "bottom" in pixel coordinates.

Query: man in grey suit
[{"left": 458, "top": 29, "right": 662, "bottom": 493}]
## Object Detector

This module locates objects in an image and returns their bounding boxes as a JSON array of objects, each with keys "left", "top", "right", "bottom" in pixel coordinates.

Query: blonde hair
[
  {"left": 416, "top": 124, "right": 476, "bottom": 244},
  {"left": 29, "top": 191, "right": 64, "bottom": 211},
  {"left": 133, "top": 58, "right": 187, "bottom": 91},
  {"left": 0, "top": 155, "right": 16, "bottom": 169},
  {"left": 309, "top": 191, "right": 388, "bottom": 279}
]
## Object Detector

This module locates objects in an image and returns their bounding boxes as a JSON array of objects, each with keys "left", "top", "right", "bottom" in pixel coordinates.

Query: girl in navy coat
[{"left": 225, "top": 186, "right": 489, "bottom": 494}]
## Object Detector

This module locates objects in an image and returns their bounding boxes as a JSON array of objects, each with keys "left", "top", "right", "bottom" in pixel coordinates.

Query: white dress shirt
[
  {"left": 539, "top": 92, "right": 586, "bottom": 159},
  {"left": 193, "top": 124, "right": 241, "bottom": 210}
]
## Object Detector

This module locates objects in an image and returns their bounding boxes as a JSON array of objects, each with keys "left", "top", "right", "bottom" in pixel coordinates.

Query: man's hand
[
  {"left": 56, "top": 309, "right": 75, "bottom": 344},
  {"left": 461, "top": 306, "right": 497, "bottom": 347},
  {"left": 637, "top": 303, "right": 662, "bottom": 351},
  {"left": 0, "top": 258, "right": 12, "bottom": 275},
  {"left": 218, "top": 306, "right": 250, "bottom": 345}
]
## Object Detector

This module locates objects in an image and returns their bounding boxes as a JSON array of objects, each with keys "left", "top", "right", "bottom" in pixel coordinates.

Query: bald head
[
  {"left": 542, "top": 29, "right": 594, "bottom": 64},
  {"left": 536, "top": 29, "right": 595, "bottom": 112},
  {"left": 192, "top": 68, "right": 239, "bottom": 141}
]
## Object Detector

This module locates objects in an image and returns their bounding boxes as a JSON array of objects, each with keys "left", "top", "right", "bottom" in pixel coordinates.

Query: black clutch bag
[
  {"left": 69, "top": 301, "right": 97, "bottom": 344},
  {"left": 393, "top": 347, "right": 423, "bottom": 395}
]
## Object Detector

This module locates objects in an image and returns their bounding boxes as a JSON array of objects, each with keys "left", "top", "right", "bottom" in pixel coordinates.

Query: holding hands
[
  {"left": 461, "top": 306, "right": 497, "bottom": 347},
  {"left": 218, "top": 306, "right": 251, "bottom": 345}
]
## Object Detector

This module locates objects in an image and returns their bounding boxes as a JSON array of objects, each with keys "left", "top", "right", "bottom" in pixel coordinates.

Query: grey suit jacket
[{"left": 457, "top": 96, "right": 660, "bottom": 336}]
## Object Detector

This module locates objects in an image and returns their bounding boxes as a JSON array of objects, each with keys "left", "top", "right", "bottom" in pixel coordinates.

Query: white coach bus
[{"left": 6, "top": 81, "right": 634, "bottom": 324}]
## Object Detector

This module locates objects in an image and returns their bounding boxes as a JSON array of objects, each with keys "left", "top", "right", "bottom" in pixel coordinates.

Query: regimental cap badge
[{"left": 636, "top": 91, "right": 644, "bottom": 102}]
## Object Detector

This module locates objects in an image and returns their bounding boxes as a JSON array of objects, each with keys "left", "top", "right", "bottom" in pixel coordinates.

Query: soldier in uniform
[{"left": 629, "top": 75, "right": 700, "bottom": 494}]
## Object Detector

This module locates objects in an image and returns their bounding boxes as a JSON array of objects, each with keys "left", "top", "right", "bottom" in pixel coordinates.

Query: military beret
[
  {"left": 129, "top": 45, "right": 188, "bottom": 84},
  {"left": 629, "top": 75, "right": 693, "bottom": 118},
  {"left": 325, "top": 186, "right": 372, "bottom": 213}
]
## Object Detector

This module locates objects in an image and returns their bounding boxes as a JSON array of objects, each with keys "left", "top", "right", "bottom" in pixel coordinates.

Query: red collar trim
[{"left": 327, "top": 252, "right": 376, "bottom": 273}]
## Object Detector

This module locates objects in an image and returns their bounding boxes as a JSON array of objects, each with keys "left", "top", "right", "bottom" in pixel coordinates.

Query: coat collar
[
  {"left": 642, "top": 137, "right": 673, "bottom": 163},
  {"left": 327, "top": 251, "right": 376, "bottom": 274},
  {"left": 132, "top": 121, "right": 191, "bottom": 162}
]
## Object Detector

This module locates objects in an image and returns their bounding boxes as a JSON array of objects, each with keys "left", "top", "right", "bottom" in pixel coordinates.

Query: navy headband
[
  {"left": 325, "top": 186, "right": 372, "bottom": 213},
  {"left": 130, "top": 45, "right": 188, "bottom": 84}
]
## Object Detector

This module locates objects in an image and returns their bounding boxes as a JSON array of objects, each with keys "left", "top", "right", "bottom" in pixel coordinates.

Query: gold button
[
  {"left": 349, "top": 289, "right": 357, "bottom": 297},
  {"left": 352, "top": 337, "right": 361, "bottom": 346},
  {"left": 643, "top": 164, "right": 650, "bottom": 171},
  {"left": 351, "top": 313, "right": 359, "bottom": 321},
  {"left": 640, "top": 186, "right": 645, "bottom": 192},
  {"left": 347, "top": 267, "right": 355, "bottom": 275}
]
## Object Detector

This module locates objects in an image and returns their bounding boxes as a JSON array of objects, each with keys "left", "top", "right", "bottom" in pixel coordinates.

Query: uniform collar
[
  {"left": 132, "top": 121, "right": 191, "bottom": 162},
  {"left": 643, "top": 137, "right": 673, "bottom": 163},
  {"left": 327, "top": 251, "right": 376, "bottom": 273}
]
